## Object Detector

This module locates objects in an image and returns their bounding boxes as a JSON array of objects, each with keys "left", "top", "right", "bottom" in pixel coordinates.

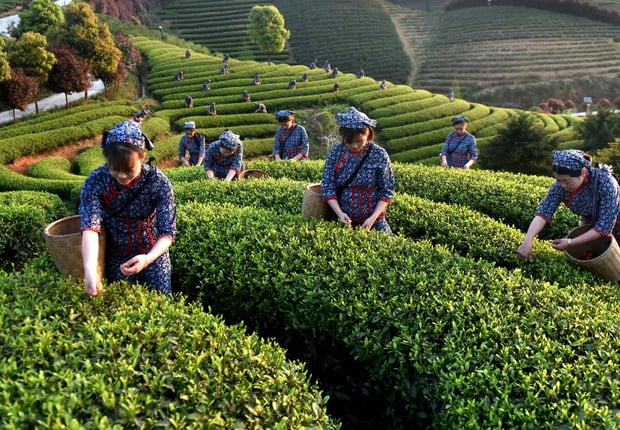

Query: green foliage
[
  {"left": 6, "top": 31, "right": 57, "bottom": 84},
  {"left": 0, "top": 38, "right": 9, "bottom": 83},
  {"left": 247, "top": 5, "right": 290, "bottom": 64},
  {"left": 59, "top": 2, "right": 121, "bottom": 85},
  {"left": 594, "top": 138, "right": 620, "bottom": 170},
  {"left": 575, "top": 109, "right": 620, "bottom": 153},
  {"left": 0, "top": 191, "right": 67, "bottom": 270},
  {"left": 0, "top": 267, "right": 339, "bottom": 429},
  {"left": 17, "top": 0, "right": 64, "bottom": 36},
  {"left": 478, "top": 112, "right": 560, "bottom": 175},
  {"left": 172, "top": 201, "right": 620, "bottom": 428}
]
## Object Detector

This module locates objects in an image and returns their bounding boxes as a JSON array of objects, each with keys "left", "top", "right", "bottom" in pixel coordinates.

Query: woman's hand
[
  {"left": 338, "top": 211, "right": 352, "bottom": 226},
  {"left": 517, "top": 242, "right": 533, "bottom": 262},
  {"left": 84, "top": 274, "right": 105, "bottom": 296},
  {"left": 551, "top": 238, "right": 571, "bottom": 251},
  {"left": 120, "top": 254, "right": 149, "bottom": 276}
]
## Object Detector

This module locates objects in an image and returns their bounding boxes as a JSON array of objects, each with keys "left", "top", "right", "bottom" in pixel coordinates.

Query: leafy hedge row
[
  {"left": 172, "top": 176, "right": 600, "bottom": 288},
  {"left": 172, "top": 201, "right": 620, "bottom": 428},
  {"left": 0, "top": 265, "right": 338, "bottom": 429},
  {"left": 0, "top": 116, "right": 128, "bottom": 164},
  {"left": 0, "top": 191, "right": 67, "bottom": 270}
]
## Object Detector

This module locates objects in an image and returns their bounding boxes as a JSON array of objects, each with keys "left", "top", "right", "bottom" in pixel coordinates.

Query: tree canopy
[
  {"left": 59, "top": 2, "right": 121, "bottom": 88},
  {"left": 0, "top": 39, "right": 10, "bottom": 83},
  {"left": 47, "top": 46, "right": 92, "bottom": 108},
  {"left": 17, "top": 0, "right": 64, "bottom": 36},
  {"left": 247, "top": 5, "right": 290, "bottom": 65},
  {"left": 6, "top": 31, "right": 56, "bottom": 84},
  {"left": 478, "top": 112, "right": 559, "bottom": 175}
]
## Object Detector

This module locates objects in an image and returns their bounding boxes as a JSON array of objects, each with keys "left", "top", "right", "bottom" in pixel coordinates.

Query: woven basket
[
  {"left": 44, "top": 215, "right": 106, "bottom": 279},
  {"left": 301, "top": 183, "right": 335, "bottom": 220},
  {"left": 239, "top": 169, "right": 270, "bottom": 180},
  {"left": 564, "top": 224, "right": 620, "bottom": 282}
]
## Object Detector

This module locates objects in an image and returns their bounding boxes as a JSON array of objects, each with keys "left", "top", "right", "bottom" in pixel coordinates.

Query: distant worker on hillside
[
  {"left": 271, "top": 110, "right": 309, "bottom": 161},
  {"left": 132, "top": 108, "right": 150, "bottom": 123},
  {"left": 201, "top": 79, "right": 211, "bottom": 91},
  {"left": 448, "top": 88, "right": 455, "bottom": 102},
  {"left": 173, "top": 71, "right": 184, "bottom": 81},
  {"left": 255, "top": 102, "right": 267, "bottom": 113},
  {"left": 223, "top": 53, "right": 230, "bottom": 64},
  {"left": 330, "top": 67, "right": 339, "bottom": 79},
  {"left": 178, "top": 121, "right": 205, "bottom": 167},
  {"left": 241, "top": 90, "right": 251, "bottom": 103},
  {"left": 323, "top": 60, "right": 331, "bottom": 72},
  {"left": 204, "top": 129, "right": 244, "bottom": 181},
  {"left": 309, "top": 59, "right": 318, "bottom": 69},
  {"left": 380, "top": 79, "right": 387, "bottom": 90},
  {"left": 219, "top": 64, "right": 228, "bottom": 75},
  {"left": 439, "top": 115, "right": 478, "bottom": 169},
  {"left": 332, "top": 82, "right": 341, "bottom": 92},
  {"left": 184, "top": 94, "right": 193, "bottom": 108},
  {"left": 288, "top": 79, "right": 297, "bottom": 90},
  {"left": 301, "top": 71, "right": 309, "bottom": 82},
  {"left": 208, "top": 102, "right": 217, "bottom": 116},
  {"left": 357, "top": 69, "right": 365, "bottom": 78},
  {"left": 517, "top": 150, "right": 620, "bottom": 264},
  {"left": 185, "top": 49, "right": 191, "bottom": 59},
  {"left": 253, "top": 74, "right": 261, "bottom": 86}
]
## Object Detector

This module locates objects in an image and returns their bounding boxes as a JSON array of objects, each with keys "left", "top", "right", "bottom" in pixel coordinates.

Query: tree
[
  {"left": 247, "top": 5, "right": 290, "bottom": 65},
  {"left": 0, "top": 70, "right": 39, "bottom": 122},
  {"left": 47, "top": 46, "right": 92, "bottom": 108},
  {"left": 575, "top": 109, "right": 620, "bottom": 153},
  {"left": 0, "top": 38, "right": 10, "bottom": 84},
  {"left": 6, "top": 31, "right": 57, "bottom": 113},
  {"left": 595, "top": 138, "right": 620, "bottom": 169},
  {"left": 17, "top": 0, "right": 64, "bottom": 37},
  {"left": 478, "top": 112, "right": 559, "bottom": 175},
  {"left": 59, "top": 2, "right": 121, "bottom": 94}
]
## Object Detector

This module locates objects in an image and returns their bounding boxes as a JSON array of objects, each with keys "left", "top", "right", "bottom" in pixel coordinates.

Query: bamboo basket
[
  {"left": 564, "top": 224, "right": 620, "bottom": 282},
  {"left": 44, "top": 215, "right": 106, "bottom": 279},
  {"left": 301, "top": 183, "right": 335, "bottom": 220},
  {"left": 239, "top": 169, "right": 270, "bottom": 179}
]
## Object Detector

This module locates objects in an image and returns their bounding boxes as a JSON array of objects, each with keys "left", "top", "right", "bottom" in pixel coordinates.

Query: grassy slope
[
  {"left": 156, "top": 0, "right": 620, "bottom": 108},
  {"left": 387, "top": 2, "right": 620, "bottom": 107}
]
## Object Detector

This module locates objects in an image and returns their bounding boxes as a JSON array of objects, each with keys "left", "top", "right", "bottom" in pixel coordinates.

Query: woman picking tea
[{"left": 517, "top": 149, "right": 620, "bottom": 262}]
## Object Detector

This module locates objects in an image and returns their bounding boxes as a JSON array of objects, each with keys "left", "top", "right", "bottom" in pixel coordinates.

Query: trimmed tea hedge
[{"left": 0, "top": 266, "right": 338, "bottom": 429}]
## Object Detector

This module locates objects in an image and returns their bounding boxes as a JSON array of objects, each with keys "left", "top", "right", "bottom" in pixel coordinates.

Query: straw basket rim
[
  {"left": 564, "top": 224, "right": 620, "bottom": 282},
  {"left": 239, "top": 169, "right": 270, "bottom": 180}
]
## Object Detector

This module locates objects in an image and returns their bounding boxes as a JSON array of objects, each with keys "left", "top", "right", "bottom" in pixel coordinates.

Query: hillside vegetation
[
  {"left": 154, "top": 0, "right": 620, "bottom": 108},
  {"left": 2, "top": 7, "right": 620, "bottom": 429}
]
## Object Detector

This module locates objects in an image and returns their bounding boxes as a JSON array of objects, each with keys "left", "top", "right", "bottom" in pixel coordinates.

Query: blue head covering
[
  {"left": 101, "top": 120, "right": 153, "bottom": 150},
  {"left": 276, "top": 110, "right": 295, "bottom": 119},
  {"left": 183, "top": 121, "right": 196, "bottom": 129},
  {"left": 552, "top": 149, "right": 591, "bottom": 170},
  {"left": 451, "top": 115, "right": 468, "bottom": 124},
  {"left": 219, "top": 129, "right": 242, "bottom": 150},
  {"left": 335, "top": 107, "right": 376, "bottom": 129}
]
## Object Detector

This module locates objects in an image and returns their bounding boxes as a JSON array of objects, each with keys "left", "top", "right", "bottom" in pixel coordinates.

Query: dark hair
[
  {"left": 339, "top": 126, "right": 374, "bottom": 144},
  {"left": 104, "top": 143, "right": 144, "bottom": 172}
]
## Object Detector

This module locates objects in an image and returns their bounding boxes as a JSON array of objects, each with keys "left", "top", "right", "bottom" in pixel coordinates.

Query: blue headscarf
[{"left": 552, "top": 149, "right": 591, "bottom": 171}]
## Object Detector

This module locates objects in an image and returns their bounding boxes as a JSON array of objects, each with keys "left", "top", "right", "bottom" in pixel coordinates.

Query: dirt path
[
  {"left": 5, "top": 139, "right": 100, "bottom": 175},
  {"left": 384, "top": 3, "right": 417, "bottom": 87},
  {"left": 5, "top": 136, "right": 180, "bottom": 175}
]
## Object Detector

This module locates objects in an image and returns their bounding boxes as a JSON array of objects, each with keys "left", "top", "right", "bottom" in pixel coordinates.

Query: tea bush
[
  {"left": 0, "top": 191, "right": 67, "bottom": 270},
  {"left": 0, "top": 266, "right": 338, "bottom": 429},
  {"left": 172, "top": 202, "right": 620, "bottom": 428}
]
